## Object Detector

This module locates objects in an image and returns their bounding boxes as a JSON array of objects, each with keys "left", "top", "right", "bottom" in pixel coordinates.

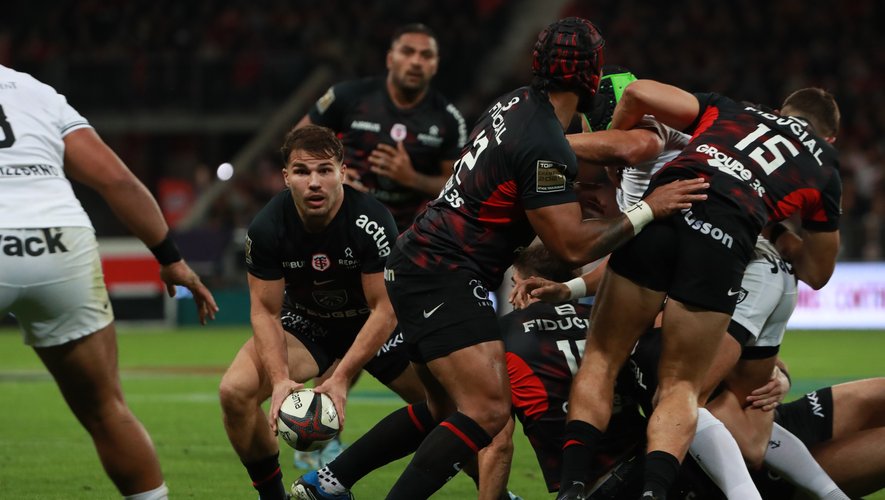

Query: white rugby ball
[{"left": 277, "top": 389, "right": 339, "bottom": 451}]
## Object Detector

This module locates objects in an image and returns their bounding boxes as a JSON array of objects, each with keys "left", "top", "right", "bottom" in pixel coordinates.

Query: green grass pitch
[{"left": 0, "top": 326, "right": 881, "bottom": 499}]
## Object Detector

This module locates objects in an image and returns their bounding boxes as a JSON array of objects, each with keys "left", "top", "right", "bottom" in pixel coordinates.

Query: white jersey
[
  {"left": 616, "top": 116, "right": 690, "bottom": 211},
  {"left": 0, "top": 65, "right": 93, "bottom": 229}
]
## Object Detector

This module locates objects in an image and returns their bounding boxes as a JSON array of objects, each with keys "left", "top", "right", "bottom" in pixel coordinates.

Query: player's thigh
[
  {"left": 658, "top": 298, "right": 731, "bottom": 389},
  {"left": 364, "top": 331, "right": 424, "bottom": 404},
  {"left": 34, "top": 322, "right": 124, "bottom": 417},
  {"left": 587, "top": 267, "right": 666, "bottom": 365},
  {"left": 830, "top": 378, "right": 885, "bottom": 437}
]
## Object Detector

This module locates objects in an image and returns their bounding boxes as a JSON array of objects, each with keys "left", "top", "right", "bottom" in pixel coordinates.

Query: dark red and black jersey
[
  {"left": 245, "top": 186, "right": 397, "bottom": 327},
  {"left": 308, "top": 77, "right": 466, "bottom": 230},
  {"left": 396, "top": 86, "right": 579, "bottom": 289},
  {"left": 663, "top": 93, "right": 841, "bottom": 233},
  {"left": 500, "top": 301, "right": 645, "bottom": 492}
]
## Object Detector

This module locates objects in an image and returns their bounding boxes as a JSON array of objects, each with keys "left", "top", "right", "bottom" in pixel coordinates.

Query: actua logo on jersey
[{"left": 355, "top": 214, "right": 390, "bottom": 257}]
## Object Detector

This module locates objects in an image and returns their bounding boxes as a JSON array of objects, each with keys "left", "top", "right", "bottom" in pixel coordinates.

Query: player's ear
[{"left": 386, "top": 49, "right": 394, "bottom": 70}]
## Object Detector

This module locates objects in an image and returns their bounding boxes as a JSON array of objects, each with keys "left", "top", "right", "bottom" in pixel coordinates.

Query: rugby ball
[{"left": 277, "top": 389, "right": 339, "bottom": 451}]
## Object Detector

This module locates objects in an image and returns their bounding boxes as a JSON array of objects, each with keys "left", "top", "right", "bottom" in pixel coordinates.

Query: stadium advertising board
[{"left": 789, "top": 262, "right": 885, "bottom": 329}]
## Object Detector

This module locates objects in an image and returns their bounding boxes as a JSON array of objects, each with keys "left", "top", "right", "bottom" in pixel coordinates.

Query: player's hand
[
  {"left": 369, "top": 142, "right": 416, "bottom": 187},
  {"left": 509, "top": 276, "right": 568, "bottom": 309},
  {"left": 314, "top": 373, "right": 349, "bottom": 429},
  {"left": 344, "top": 170, "right": 369, "bottom": 193},
  {"left": 268, "top": 379, "right": 304, "bottom": 433},
  {"left": 643, "top": 178, "right": 709, "bottom": 218},
  {"left": 746, "top": 365, "right": 790, "bottom": 411},
  {"left": 159, "top": 260, "right": 219, "bottom": 325}
]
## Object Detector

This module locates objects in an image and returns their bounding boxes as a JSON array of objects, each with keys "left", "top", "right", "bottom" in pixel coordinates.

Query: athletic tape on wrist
[
  {"left": 565, "top": 277, "right": 587, "bottom": 301},
  {"left": 149, "top": 235, "right": 183, "bottom": 266},
  {"left": 624, "top": 201, "right": 654, "bottom": 235}
]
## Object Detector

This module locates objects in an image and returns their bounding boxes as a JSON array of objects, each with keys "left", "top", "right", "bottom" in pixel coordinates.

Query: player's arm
[
  {"left": 611, "top": 79, "right": 700, "bottom": 133},
  {"left": 315, "top": 271, "right": 397, "bottom": 426},
  {"left": 566, "top": 127, "right": 664, "bottom": 167},
  {"left": 369, "top": 143, "right": 449, "bottom": 196},
  {"left": 773, "top": 225, "right": 839, "bottom": 290},
  {"left": 63, "top": 127, "right": 217, "bottom": 323},
  {"left": 526, "top": 178, "right": 707, "bottom": 266},
  {"left": 247, "top": 274, "right": 301, "bottom": 431}
]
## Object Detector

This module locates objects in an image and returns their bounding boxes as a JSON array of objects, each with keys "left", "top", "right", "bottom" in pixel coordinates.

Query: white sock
[
  {"left": 124, "top": 482, "right": 168, "bottom": 500},
  {"left": 764, "top": 423, "right": 848, "bottom": 500},
  {"left": 317, "top": 466, "right": 348, "bottom": 495},
  {"left": 689, "top": 408, "right": 762, "bottom": 500}
]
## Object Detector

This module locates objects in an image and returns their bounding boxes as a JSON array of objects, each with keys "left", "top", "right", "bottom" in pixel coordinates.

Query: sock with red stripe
[
  {"left": 386, "top": 411, "right": 492, "bottom": 500},
  {"left": 244, "top": 452, "right": 286, "bottom": 500},
  {"left": 559, "top": 420, "right": 603, "bottom": 492},
  {"left": 327, "top": 403, "right": 437, "bottom": 489}
]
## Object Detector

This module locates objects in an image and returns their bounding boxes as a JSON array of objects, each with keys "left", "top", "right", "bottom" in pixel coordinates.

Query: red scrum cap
[{"left": 532, "top": 17, "right": 605, "bottom": 102}]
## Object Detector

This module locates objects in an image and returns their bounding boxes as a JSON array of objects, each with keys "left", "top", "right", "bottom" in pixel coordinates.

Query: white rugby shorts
[
  {"left": 731, "top": 253, "right": 797, "bottom": 349},
  {"left": 0, "top": 227, "right": 114, "bottom": 347}
]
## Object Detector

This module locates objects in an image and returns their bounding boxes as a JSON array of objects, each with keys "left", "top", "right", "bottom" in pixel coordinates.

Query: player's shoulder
[
  {"left": 332, "top": 76, "right": 385, "bottom": 100},
  {"left": 343, "top": 186, "right": 397, "bottom": 225},
  {"left": 250, "top": 189, "right": 290, "bottom": 231},
  {"left": 0, "top": 65, "right": 63, "bottom": 103}
]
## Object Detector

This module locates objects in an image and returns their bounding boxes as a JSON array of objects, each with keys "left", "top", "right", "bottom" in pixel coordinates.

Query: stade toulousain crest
[{"left": 312, "top": 253, "right": 330, "bottom": 271}]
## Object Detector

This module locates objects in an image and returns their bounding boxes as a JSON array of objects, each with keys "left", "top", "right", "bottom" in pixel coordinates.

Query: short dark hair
[
  {"left": 391, "top": 23, "right": 437, "bottom": 46},
  {"left": 280, "top": 125, "right": 343, "bottom": 165},
  {"left": 513, "top": 244, "right": 578, "bottom": 283},
  {"left": 781, "top": 88, "right": 840, "bottom": 138}
]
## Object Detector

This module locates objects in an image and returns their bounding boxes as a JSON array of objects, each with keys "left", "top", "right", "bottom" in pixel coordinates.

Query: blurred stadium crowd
[{"left": 1, "top": 0, "right": 882, "bottom": 287}]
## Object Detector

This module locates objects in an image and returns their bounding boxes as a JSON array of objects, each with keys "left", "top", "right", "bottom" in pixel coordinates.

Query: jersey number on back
[
  {"left": 734, "top": 123, "right": 799, "bottom": 175},
  {"left": 439, "top": 131, "right": 490, "bottom": 208},
  {"left": 556, "top": 338, "right": 586, "bottom": 376},
  {"left": 0, "top": 105, "right": 15, "bottom": 148}
]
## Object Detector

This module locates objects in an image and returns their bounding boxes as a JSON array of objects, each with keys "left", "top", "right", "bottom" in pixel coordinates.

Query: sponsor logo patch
[
  {"left": 316, "top": 87, "right": 335, "bottom": 114},
  {"left": 535, "top": 160, "right": 567, "bottom": 193}
]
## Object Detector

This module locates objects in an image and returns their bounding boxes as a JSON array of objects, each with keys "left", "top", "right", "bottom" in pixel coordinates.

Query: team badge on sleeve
[
  {"left": 535, "top": 160, "right": 568, "bottom": 193},
  {"left": 316, "top": 87, "right": 335, "bottom": 114},
  {"left": 244, "top": 235, "right": 253, "bottom": 265}
]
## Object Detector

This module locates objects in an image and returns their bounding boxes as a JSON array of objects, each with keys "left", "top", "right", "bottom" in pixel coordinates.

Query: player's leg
[
  {"left": 219, "top": 332, "right": 320, "bottom": 499},
  {"left": 558, "top": 267, "right": 665, "bottom": 497},
  {"left": 35, "top": 323, "right": 166, "bottom": 497},
  {"left": 18, "top": 227, "right": 167, "bottom": 498},
  {"left": 809, "top": 378, "right": 885, "bottom": 496},
  {"left": 385, "top": 339, "right": 510, "bottom": 499},
  {"left": 647, "top": 298, "right": 730, "bottom": 498}
]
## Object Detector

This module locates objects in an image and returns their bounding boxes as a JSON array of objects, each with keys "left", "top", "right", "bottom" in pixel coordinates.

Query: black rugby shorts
[
  {"left": 384, "top": 258, "right": 500, "bottom": 363},
  {"left": 280, "top": 309, "right": 409, "bottom": 385},
  {"left": 775, "top": 387, "right": 834, "bottom": 447},
  {"left": 609, "top": 170, "right": 757, "bottom": 314}
]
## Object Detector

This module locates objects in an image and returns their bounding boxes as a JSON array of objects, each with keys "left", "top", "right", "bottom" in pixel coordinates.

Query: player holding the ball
[{"left": 218, "top": 125, "right": 424, "bottom": 500}]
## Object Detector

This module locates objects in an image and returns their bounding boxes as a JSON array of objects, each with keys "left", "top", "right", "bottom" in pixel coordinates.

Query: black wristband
[
  {"left": 769, "top": 223, "right": 789, "bottom": 245},
  {"left": 149, "top": 235, "right": 182, "bottom": 265}
]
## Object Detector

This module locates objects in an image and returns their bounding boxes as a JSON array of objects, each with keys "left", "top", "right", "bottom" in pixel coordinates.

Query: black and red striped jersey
[
  {"left": 395, "top": 86, "right": 579, "bottom": 289},
  {"left": 664, "top": 93, "right": 841, "bottom": 233},
  {"left": 500, "top": 301, "right": 646, "bottom": 492},
  {"left": 308, "top": 77, "right": 466, "bottom": 231}
]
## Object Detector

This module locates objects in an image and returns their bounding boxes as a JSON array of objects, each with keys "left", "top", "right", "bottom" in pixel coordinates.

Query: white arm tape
[
  {"left": 624, "top": 200, "right": 654, "bottom": 235},
  {"left": 564, "top": 277, "right": 587, "bottom": 301}
]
